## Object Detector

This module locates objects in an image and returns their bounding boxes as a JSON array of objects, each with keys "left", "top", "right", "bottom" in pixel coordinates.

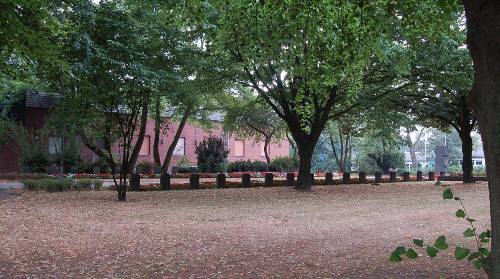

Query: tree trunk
[
  {"left": 297, "top": 144, "right": 314, "bottom": 190},
  {"left": 153, "top": 95, "right": 162, "bottom": 168},
  {"left": 127, "top": 97, "right": 149, "bottom": 174},
  {"left": 286, "top": 133, "right": 297, "bottom": 157},
  {"left": 463, "top": 1, "right": 500, "bottom": 276},
  {"left": 459, "top": 131, "right": 474, "bottom": 183},
  {"left": 264, "top": 137, "right": 271, "bottom": 164},
  {"left": 117, "top": 185, "right": 127, "bottom": 201},
  {"left": 160, "top": 106, "right": 192, "bottom": 173}
]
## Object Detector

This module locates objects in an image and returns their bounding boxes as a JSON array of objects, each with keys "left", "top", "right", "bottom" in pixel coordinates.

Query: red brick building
[{"left": 0, "top": 92, "right": 289, "bottom": 173}]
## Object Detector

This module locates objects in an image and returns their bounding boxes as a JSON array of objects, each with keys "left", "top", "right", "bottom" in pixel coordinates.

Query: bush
[
  {"left": 22, "top": 145, "right": 49, "bottom": 173},
  {"left": 195, "top": 138, "right": 228, "bottom": 173},
  {"left": 136, "top": 161, "right": 155, "bottom": 174},
  {"left": 270, "top": 156, "right": 299, "bottom": 172},
  {"left": 227, "top": 160, "right": 268, "bottom": 172},
  {"left": 21, "top": 178, "right": 103, "bottom": 192}
]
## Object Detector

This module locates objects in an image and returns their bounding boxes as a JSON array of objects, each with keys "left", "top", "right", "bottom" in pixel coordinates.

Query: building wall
[
  {"left": 0, "top": 110, "right": 290, "bottom": 173},
  {"left": 107, "top": 118, "right": 290, "bottom": 168}
]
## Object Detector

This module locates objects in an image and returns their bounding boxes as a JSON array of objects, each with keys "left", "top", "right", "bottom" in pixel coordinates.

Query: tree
[
  {"left": 224, "top": 93, "right": 286, "bottom": 164},
  {"left": 198, "top": 0, "right": 406, "bottom": 189},
  {"left": 55, "top": 1, "right": 164, "bottom": 201},
  {"left": 462, "top": 1, "right": 500, "bottom": 276},
  {"left": 403, "top": 127, "right": 425, "bottom": 171},
  {"left": 390, "top": 33, "right": 477, "bottom": 182}
]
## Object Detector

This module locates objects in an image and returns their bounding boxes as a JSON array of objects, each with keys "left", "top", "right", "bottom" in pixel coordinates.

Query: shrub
[
  {"left": 270, "top": 156, "right": 299, "bottom": 172},
  {"left": 227, "top": 160, "right": 268, "bottom": 172},
  {"left": 195, "top": 138, "right": 228, "bottom": 173},
  {"left": 136, "top": 161, "right": 155, "bottom": 174},
  {"left": 22, "top": 145, "right": 49, "bottom": 173}
]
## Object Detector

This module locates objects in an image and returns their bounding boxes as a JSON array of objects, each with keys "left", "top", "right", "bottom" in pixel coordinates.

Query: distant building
[{"left": 0, "top": 92, "right": 289, "bottom": 173}]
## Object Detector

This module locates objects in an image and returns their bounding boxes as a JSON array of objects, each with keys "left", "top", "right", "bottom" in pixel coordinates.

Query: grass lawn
[{"left": 0, "top": 182, "right": 489, "bottom": 278}]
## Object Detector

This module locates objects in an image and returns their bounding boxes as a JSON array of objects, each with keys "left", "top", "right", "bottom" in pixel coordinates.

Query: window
[
  {"left": 260, "top": 142, "right": 269, "bottom": 157},
  {"left": 48, "top": 136, "right": 63, "bottom": 155},
  {"left": 475, "top": 160, "right": 483, "bottom": 166},
  {"left": 139, "top": 136, "right": 150, "bottom": 155},
  {"left": 173, "top": 137, "right": 185, "bottom": 156},
  {"left": 234, "top": 140, "right": 244, "bottom": 156}
]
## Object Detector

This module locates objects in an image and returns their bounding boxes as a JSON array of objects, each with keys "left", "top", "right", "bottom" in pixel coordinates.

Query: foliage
[
  {"left": 22, "top": 177, "right": 102, "bottom": 192},
  {"left": 226, "top": 156, "right": 298, "bottom": 173},
  {"left": 390, "top": 186, "right": 490, "bottom": 273},
  {"left": 356, "top": 136, "right": 405, "bottom": 174},
  {"left": 270, "top": 156, "right": 299, "bottom": 172},
  {"left": 195, "top": 138, "right": 228, "bottom": 173},
  {"left": 21, "top": 143, "right": 49, "bottom": 173},
  {"left": 136, "top": 161, "right": 155, "bottom": 175},
  {"left": 223, "top": 92, "right": 287, "bottom": 162},
  {"left": 227, "top": 160, "right": 269, "bottom": 173}
]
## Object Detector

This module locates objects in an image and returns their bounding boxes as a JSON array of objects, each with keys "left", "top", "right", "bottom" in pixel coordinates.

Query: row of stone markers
[{"left": 129, "top": 171, "right": 436, "bottom": 191}]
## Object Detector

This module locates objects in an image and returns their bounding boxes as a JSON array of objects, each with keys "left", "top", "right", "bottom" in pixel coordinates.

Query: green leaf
[
  {"left": 454, "top": 246, "right": 470, "bottom": 260},
  {"left": 472, "top": 259, "right": 483, "bottom": 270},
  {"left": 479, "top": 248, "right": 490, "bottom": 257},
  {"left": 389, "top": 246, "right": 406, "bottom": 262},
  {"left": 481, "top": 238, "right": 490, "bottom": 244},
  {"left": 443, "top": 188, "right": 453, "bottom": 200},
  {"left": 406, "top": 248, "right": 418, "bottom": 259},
  {"left": 468, "top": 252, "right": 480, "bottom": 262},
  {"left": 455, "top": 209, "right": 465, "bottom": 218},
  {"left": 434, "top": 235, "right": 448, "bottom": 250},
  {"left": 479, "top": 230, "right": 491, "bottom": 239},
  {"left": 413, "top": 238, "right": 424, "bottom": 247},
  {"left": 426, "top": 246, "right": 439, "bottom": 258},
  {"left": 463, "top": 228, "right": 475, "bottom": 238}
]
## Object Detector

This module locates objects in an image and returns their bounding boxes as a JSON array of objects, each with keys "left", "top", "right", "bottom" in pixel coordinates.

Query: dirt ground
[{"left": 0, "top": 182, "right": 490, "bottom": 278}]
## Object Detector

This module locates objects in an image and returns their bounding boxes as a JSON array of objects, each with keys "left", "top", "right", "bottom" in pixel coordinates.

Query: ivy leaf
[
  {"left": 455, "top": 209, "right": 465, "bottom": 218},
  {"left": 472, "top": 259, "right": 483, "bottom": 270},
  {"left": 434, "top": 235, "right": 448, "bottom": 250},
  {"left": 413, "top": 238, "right": 424, "bottom": 247},
  {"left": 389, "top": 246, "right": 406, "bottom": 262},
  {"left": 463, "top": 228, "right": 475, "bottom": 238},
  {"left": 406, "top": 248, "right": 418, "bottom": 259},
  {"left": 426, "top": 246, "right": 439, "bottom": 258},
  {"left": 479, "top": 230, "right": 491, "bottom": 239},
  {"left": 479, "top": 248, "right": 490, "bottom": 257},
  {"left": 468, "top": 252, "right": 480, "bottom": 262},
  {"left": 443, "top": 188, "right": 453, "bottom": 200},
  {"left": 454, "top": 246, "right": 470, "bottom": 260}
]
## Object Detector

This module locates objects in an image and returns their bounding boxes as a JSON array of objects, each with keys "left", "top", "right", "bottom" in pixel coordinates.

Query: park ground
[{"left": 0, "top": 182, "right": 490, "bottom": 278}]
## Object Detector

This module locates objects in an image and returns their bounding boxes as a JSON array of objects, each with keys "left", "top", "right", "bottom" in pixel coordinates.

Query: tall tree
[
  {"left": 390, "top": 33, "right": 477, "bottom": 182},
  {"left": 463, "top": 1, "right": 500, "bottom": 276},
  {"left": 199, "top": 0, "right": 406, "bottom": 189},
  {"left": 55, "top": 1, "right": 165, "bottom": 201}
]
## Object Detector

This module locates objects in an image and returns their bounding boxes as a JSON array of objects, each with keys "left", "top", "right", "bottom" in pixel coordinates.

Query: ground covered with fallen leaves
[{"left": 0, "top": 181, "right": 490, "bottom": 278}]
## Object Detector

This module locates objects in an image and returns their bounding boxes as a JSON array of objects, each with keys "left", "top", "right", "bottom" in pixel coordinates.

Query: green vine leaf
[
  {"left": 454, "top": 246, "right": 470, "bottom": 260},
  {"left": 434, "top": 235, "right": 448, "bottom": 250},
  {"left": 406, "top": 248, "right": 418, "bottom": 259},
  {"left": 455, "top": 209, "right": 465, "bottom": 218},
  {"left": 413, "top": 238, "right": 424, "bottom": 247},
  {"left": 443, "top": 188, "right": 453, "bottom": 200},
  {"left": 463, "top": 228, "right": 475, "bottom": 238},
  {"left": 426, "top": 246, "right": 439, "bottom": 258},
  {"left": 389, "top": 246, "right": 406, "bottom": 262}
]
